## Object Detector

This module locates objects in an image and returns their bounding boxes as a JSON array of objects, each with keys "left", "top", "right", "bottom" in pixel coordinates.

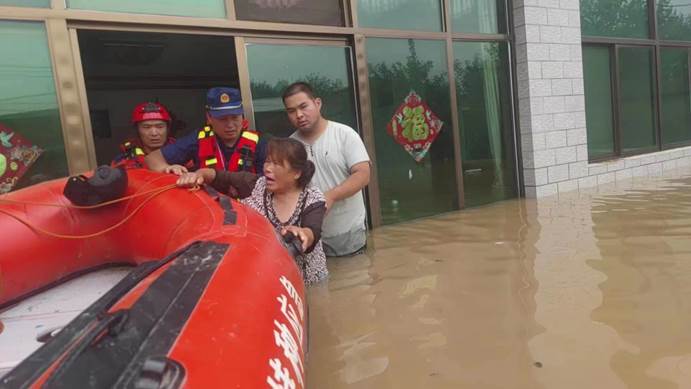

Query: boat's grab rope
[
  {"left": 0, "top": 184, "right": 200, "bottom": 239},
  {"left": 0, "top": 184, "right": 181, "bottom": 209}
]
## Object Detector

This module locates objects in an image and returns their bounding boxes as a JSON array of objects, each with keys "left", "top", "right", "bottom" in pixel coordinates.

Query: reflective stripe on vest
[
  {"left": 117, "top": 142, "right": 146, "bottom": 169},
  {"left": 196, "top": 128, "right": 259, "bottom": 173},
  {"left": 241, "top": 131, "right": 259, "bottom": 143}
]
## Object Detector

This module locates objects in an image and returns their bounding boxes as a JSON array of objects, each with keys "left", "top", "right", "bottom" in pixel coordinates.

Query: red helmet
[{"left": 131, "top": 102, "right": 172, "bottom": 125}]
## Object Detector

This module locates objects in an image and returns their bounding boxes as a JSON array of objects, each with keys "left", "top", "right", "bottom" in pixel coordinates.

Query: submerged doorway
[{"left": 77, "top": 29, "right": 238, "bottom": 165}]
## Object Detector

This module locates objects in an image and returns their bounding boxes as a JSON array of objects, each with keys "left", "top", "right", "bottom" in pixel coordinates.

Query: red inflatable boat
[{"left": 0, "top": 169, "right": 308, "bottom": 388}]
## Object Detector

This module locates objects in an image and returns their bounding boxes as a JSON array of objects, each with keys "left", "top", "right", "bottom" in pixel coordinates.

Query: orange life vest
[
  {"left": 115, "top": 140, "right": 147, "bottom": 169},
  {"left": 196, "top": 125, "right": 260, "bottom": 173},
  {"left": 114, "top": 138, "right": 176, "bottom": 169}
]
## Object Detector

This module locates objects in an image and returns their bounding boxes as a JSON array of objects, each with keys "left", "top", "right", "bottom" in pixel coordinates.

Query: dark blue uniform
[{"left": 160, "top": 130, "right": 267, "bottom": 175}]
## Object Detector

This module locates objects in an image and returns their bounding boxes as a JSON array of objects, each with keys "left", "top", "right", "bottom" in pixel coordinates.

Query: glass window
[
  {"left": 580, "top": 0, "right": 649, "bottom": 38},
  {"left": 583, "top": 46, "right": 615, "bottom": 159},
  {"left": 358, "top": 0, "right": 442, "bottom": 32},
  {"left": 451, "top": 0, "right": 505, "bottom": 34},
  {"left": 660, "top": 48, "right": 691, "bottom": 145},
  {"left": 67, "top": 0, "right": 226, "bottom": 18},
  {"left": 618, "top": 46, "right": 657, "bottom": 152},
  {"left": 245, "top": 43, "right": 357, "bottom": 138},
  {"left": 453, "top": 42, "right": 516, "bottom": 207},
  {"left": 0, "top": 21, "right": 68, "bottom": 192},
  {"left": 658, "top": 1, "right": 691, "bottom": 41},
  {"left": 367, "top": 38, "right": 458, "bottom": 224},
  {"left": 235, "top": 0, "right": 344, "bottom": 26},
  {"left": 0, "top": 0, "right": 49, "bottom": 7}
]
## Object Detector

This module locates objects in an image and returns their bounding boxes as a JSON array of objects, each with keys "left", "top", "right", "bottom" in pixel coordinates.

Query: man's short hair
[{"left": 282, "top": 82, "right": 317, "bottom": 101}]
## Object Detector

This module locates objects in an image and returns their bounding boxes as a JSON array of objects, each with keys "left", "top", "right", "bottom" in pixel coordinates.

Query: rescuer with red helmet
[{"left": 112, "top": 102, "right": 176, "bottom": 169}]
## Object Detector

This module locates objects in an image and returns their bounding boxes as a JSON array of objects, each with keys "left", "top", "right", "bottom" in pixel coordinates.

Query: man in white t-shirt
[{"left": 282, "top": 82, "right": 371, "bottom": 257}]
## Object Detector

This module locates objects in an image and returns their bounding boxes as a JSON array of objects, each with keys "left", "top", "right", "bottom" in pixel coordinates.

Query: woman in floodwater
[{"left": 176, "top": 137, "right": 328, "bottom": 285}]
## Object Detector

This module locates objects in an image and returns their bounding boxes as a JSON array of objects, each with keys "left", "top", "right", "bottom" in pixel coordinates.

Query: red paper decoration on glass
[
  {"left": 0, "top": 123, "right": 43, "bottom": 194},
  {"left": 386, "top": 91, "right": 443, "bottom": 162}
]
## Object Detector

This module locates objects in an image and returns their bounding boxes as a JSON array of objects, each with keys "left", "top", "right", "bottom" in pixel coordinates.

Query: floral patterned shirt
[{"left": 241, "top": 177, "right": 328, "bottom": 286}]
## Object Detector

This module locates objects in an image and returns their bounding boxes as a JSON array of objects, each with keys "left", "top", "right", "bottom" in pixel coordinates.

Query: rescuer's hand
[{"left": 165, "top": 164, "right": 188, "bottom": 176}]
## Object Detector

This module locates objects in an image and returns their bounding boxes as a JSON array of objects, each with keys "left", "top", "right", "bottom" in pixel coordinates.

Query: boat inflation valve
[{"left": 63, "top": 165, "right": 128, "bottom": 206}]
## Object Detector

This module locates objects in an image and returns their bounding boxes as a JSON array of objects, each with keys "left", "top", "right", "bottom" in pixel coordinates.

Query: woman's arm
[
  {"left": 212, "top": 172, "right": 258, "bottom": 198},
  {"left": 299, "top": 201, "right": 326, "bottom": 253},
  {"left": 177, "top": 169, "right": 257, "bottom": 199},
  {"left": 280, "top": 201, "right": 325, "bottom": 254},
  {"left": 176, "top": 168, "right": 215, "bottom": 187}
]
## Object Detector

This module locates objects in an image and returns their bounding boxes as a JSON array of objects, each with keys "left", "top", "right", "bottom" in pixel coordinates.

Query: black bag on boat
[{"left": 63, "top": 165, "right": 128, "bottom": 206}]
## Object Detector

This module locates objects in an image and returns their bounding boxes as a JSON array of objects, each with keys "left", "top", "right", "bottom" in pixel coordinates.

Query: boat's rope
[
  {"left": 0, "top": 184, "right": 200, "bottom": 239},
  {"left": 0, "top": 184, "right": 180, "bottom": 209}
]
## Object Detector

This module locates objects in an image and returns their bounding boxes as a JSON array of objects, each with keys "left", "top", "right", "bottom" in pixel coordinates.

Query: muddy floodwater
[{"left": 306, "top": 173, "right": 691, "bottom": 389}]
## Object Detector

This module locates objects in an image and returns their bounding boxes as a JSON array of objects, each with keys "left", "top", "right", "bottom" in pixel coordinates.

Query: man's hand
[
  {"left": 164, "top": 164, "right": 188, "bottom": 176},
  {"left": 322, "top": 161, "right": 370, "bottom": 213},
  {"left": 281, "top": 226, "right": 315, "bottom": 253}
]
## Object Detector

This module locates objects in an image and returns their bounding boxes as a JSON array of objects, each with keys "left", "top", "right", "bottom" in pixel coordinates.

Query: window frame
[
  {"left": 582, "top": 0, "right": 691, "bottom": 162},
  {"left": 658, "top": 45, "right": 691, "bottom": 150},
  {"left": 0, "top": 0, "right": 518, "bottom": 227}
]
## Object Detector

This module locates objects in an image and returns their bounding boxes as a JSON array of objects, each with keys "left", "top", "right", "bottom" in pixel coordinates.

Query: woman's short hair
[{"left": 267, "top": 137, "right": 315, "bottom": 189}]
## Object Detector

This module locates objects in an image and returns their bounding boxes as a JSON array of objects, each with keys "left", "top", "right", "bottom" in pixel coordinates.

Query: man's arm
[
  {"left": 144, "top": 149, "right": 169, "bottom": 172},
  {"left": 145, "top": 149, "right": 188, "bottom": 175},
  {"left": 324, "top": 161, "right": 370, "bottom": 210}
]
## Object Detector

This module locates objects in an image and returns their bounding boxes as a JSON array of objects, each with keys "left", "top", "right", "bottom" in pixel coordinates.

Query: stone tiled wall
[
  {"left": 513, "top": 0, "right": 588, "bottom": 198},
  {"left": 512, "top": 0, "right": 691, "bottom": 198}
]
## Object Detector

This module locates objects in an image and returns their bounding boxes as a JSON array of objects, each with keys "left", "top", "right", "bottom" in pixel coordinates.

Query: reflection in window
[
  {"left": 583, "top": 46, "right": 615, "bottom": 159},
  {"left": 235, "top": 0, "right": 344, "bottom": 26},
  {"left": 0, "top": 21, "right": 67, "bottom": 192},
  {"left": 67, "top": 0, "right": 226, "bottom": 18},
  {"left": 358, "top": 0, "right": 442, "bottom": 31},
  {"left": 451, "top": 0, "right": 505, "bottom": 34},
  {"left": 618, "top": 47, "right": 657, "bottom": 152},
  {"left": 367, "top": 38, "right": 458, "bottom": 224},
  {"left": 660, "top": 48, "right": 691, "bottom": 145},
  {"left": 658, "top": 0, "right": 691, "bottom": 41},
  {"left": 454, "top": 42, "right": 515, "bottom": 207},
  {"left": 246, "top": 44, "right": 357, "bottom": 138},
  {"left": 580, "top": 0, "right": 649, "bottom": 38}
]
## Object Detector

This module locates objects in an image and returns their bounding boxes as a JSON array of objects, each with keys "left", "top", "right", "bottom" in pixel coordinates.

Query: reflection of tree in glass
[
  {"left": 368, "top": 39, "right": 451, "bottom": 162},
  {"left": 582, "top": 0, "right": 691, "bottom": 40},
  {"left": 657, "top": 0, "right": 691, "bottom": 40},
  {"left": 250, "top": 74, "right": 345, "bottom": 99},
  {"left": 368, "top": 39, "right": 447, "bottom": 104},
  {"left": 581, "top": 0, "right": 648, "bottom": 37},
  {"left": 249, "top": 73, "right": 354, "bottom": 137}
]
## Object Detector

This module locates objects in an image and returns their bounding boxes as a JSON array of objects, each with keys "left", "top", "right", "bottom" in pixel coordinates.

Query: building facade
[{"left": 0, "top": 0, "right": 689, "bottom": 227}]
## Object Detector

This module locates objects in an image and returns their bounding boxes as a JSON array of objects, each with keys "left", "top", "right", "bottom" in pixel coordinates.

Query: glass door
[
  {"left": 453, "top": 41, "right": 517, "bottom": 207},
  {"left": 242, "top": 38, "right": 357, "bottom": 138}
]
